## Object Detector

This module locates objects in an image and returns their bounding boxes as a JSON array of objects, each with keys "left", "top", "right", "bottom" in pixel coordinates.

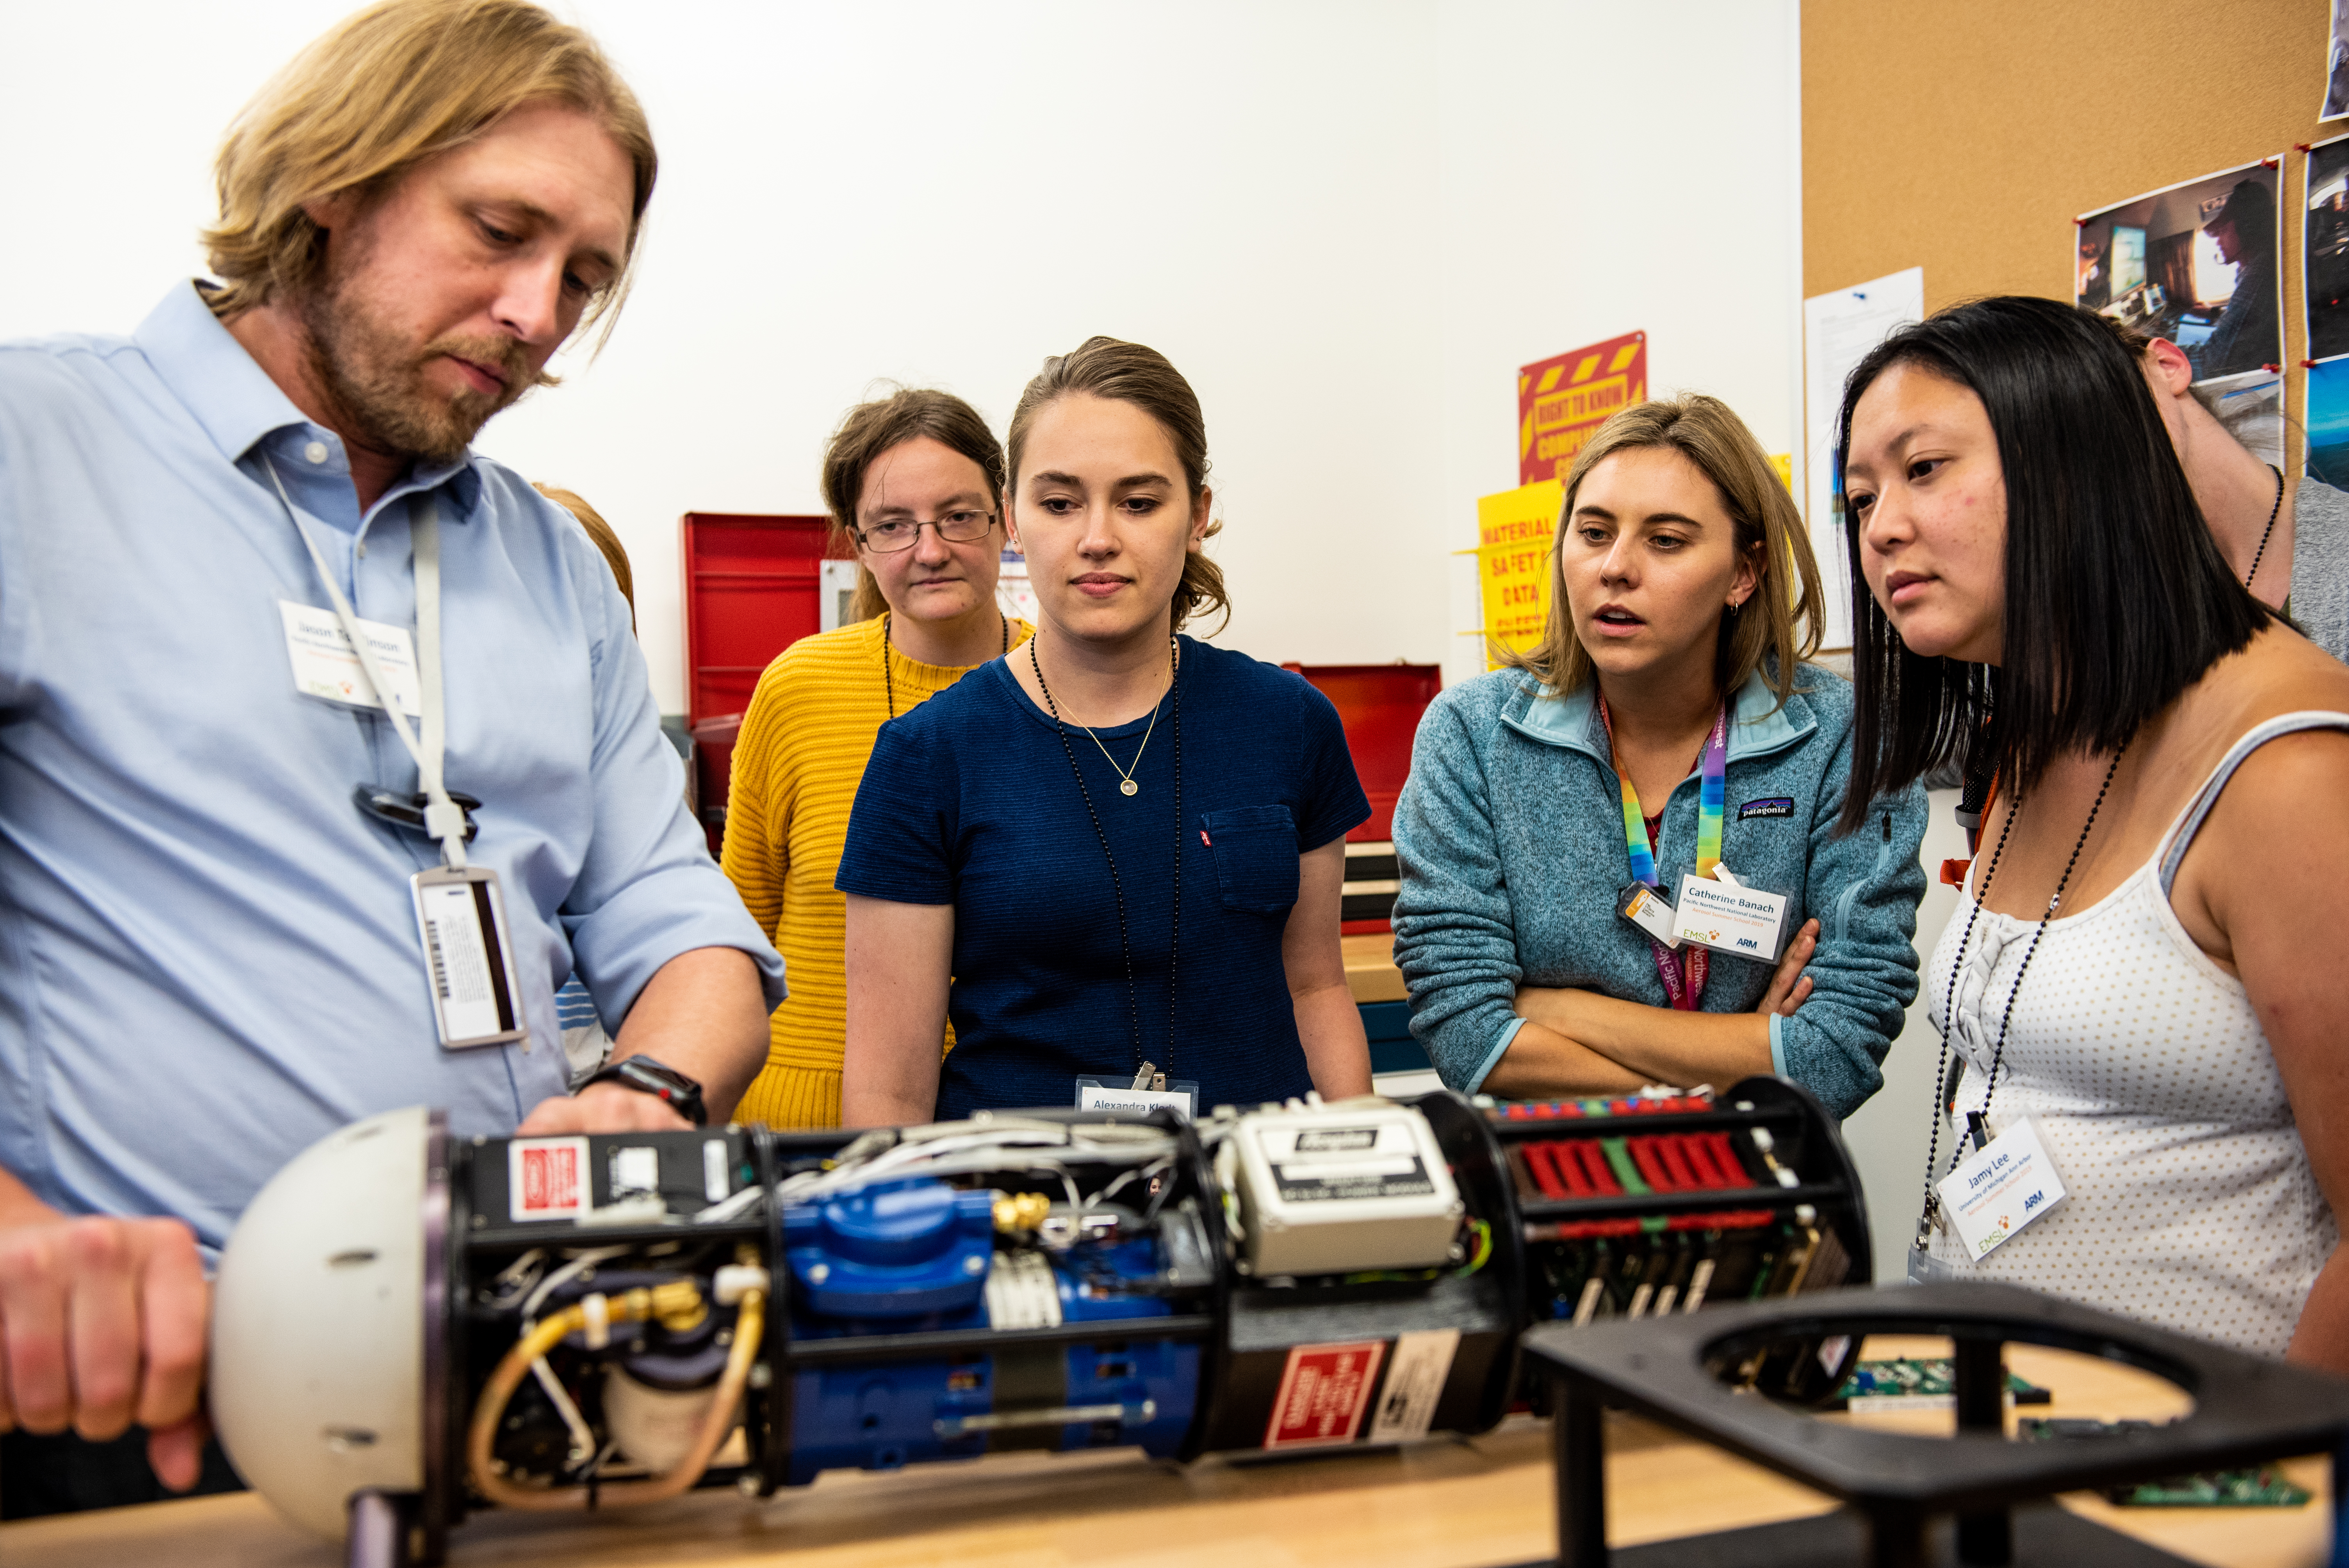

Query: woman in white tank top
[{"left": 1834, "top": 297, "right": 2349, "bottom": 1370}]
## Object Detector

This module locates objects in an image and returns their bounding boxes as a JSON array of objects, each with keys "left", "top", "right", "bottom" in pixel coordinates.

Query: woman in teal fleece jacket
[{"left": 1394, "top": 394, "right": 1927, "bottom": 1118}]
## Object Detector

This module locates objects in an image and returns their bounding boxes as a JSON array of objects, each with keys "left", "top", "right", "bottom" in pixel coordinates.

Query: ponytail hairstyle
[{"left": 1004, "top": 336, "right": 1230, "bottom": 634}]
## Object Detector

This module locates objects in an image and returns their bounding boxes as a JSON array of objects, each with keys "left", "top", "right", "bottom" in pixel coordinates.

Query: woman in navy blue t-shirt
[{"left": 835, "top": 337, "right": 1374, "bottom": 1123}]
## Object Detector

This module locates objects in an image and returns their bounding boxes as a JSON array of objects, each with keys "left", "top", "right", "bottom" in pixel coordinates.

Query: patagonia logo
[{"left": 1738, "top": 796, "right": 1796, "bottom": 820}]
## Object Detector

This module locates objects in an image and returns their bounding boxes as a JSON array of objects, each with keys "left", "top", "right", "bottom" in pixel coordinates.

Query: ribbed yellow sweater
[{"left": 722, "top": 613, "right": 1031, "bottom": 1128}]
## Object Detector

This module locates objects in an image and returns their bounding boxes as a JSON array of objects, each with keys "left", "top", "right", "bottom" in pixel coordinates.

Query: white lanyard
[{"left": 264, "top": 459, "right": 469, "bottom": 869}]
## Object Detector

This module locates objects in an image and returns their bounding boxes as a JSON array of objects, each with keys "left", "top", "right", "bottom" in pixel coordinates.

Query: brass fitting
[
  {"left": 993, "top": 1191, "right": 1051, "bottom": 1233},
  {"left": 649, "top": 1279, "right": 708, "bottom": 1333},
  {"left": 610, "top": 1279, "right": 708, "bottom": 1335}
]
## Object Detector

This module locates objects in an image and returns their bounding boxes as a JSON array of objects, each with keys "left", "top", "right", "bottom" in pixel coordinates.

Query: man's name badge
[
  {"left": 1616, "top": 882, "right": 1682, "bottom": 948},
  {"left": 1075, "top": 1078, "right": 1199, "bottom": 1117},
  {"left": 1670, "top": 873, "right": 1791, "bottom": 961},
  {"left": 280, "top": 600, "right": 422, "bottom": 716},
  {"left": 412, "top": 866, "right": 529, "bottom": 1050},
  {"left": 1934, "top": 1115, "right": 2066, "bottom": 1260}
]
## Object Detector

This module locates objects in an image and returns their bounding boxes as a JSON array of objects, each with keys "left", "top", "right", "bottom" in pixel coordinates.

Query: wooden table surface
[
  {"left": 4, "top": 1335, "right": 2328, "bottom": 1567},
  {"left": 1343, "top": 931, "right": 1406, "bottom": 1003}
]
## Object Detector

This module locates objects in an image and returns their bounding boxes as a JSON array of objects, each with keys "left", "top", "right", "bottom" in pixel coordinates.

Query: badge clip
[
  {"left": 357, "top": 785, "right": 482, "bottom": 843},
  {"left": 1616, "top": 883, "right": 1682, "bottom": 948}
]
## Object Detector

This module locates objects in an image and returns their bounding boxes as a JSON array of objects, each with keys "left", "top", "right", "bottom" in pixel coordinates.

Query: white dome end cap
[{"left": 210, "top": 1105, "right": 434, "bottom": 1541}]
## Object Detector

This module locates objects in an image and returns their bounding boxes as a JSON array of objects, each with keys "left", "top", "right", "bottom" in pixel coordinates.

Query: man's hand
[
  {"left": 519, "top": 948, "right": 770, "bottom": 1135},
  {"left": 0, "top": 1214, "right": 210, "bottom": 1490},
  {"left": 517, "top": 1080, "right": 693, "bottom": 1135},
  {"left": 1754, "top": 918, "right": 1820, "bottom": 1018}
]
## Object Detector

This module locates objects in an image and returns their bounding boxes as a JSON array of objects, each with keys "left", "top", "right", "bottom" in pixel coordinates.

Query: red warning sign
[
  {"left": 509, "top": 1136, "right": 591, "bottom": 1222},
  {"left": 1518, "top": 330, "right": 1647, "bottom": 486},
  {"left": 1262, "top": 1339, "right": 1386, "bottom": 1449}
]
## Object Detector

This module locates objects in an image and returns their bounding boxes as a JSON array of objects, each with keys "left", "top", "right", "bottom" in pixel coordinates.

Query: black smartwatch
[{"left": 583, "top": 1055, "right": 708, "bottom": 1127}]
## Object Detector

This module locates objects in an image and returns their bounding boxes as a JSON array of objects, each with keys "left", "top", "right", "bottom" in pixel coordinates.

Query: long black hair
[{"left": 1835, "top": 296, "right": 2271, "bottom": 832}]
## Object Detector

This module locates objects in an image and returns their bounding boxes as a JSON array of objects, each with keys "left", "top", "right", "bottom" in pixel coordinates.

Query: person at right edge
[
  {"left": 1392, "top": 394, "right": 1927, "bottom": 1119},
  {"left": 2098, "top": 316, "right": 2349, "bottom": 663},
  {"left": 1844, "top": 296, "right": 2349, "bottom": 1369}
]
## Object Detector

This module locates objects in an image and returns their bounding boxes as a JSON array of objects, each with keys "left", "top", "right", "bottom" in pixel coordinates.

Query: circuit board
[
  {"left": 2018, "top": 1418, "right": 2314, "bottom": 1507},
  {"left": 1825, "top": 1356, "right": 2050, "bottom": 1412}
]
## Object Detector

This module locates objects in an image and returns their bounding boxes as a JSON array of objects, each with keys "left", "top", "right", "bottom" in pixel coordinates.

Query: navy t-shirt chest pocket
[{"left": 1199, "top": 805, "right": 1299, "bottom": 914}]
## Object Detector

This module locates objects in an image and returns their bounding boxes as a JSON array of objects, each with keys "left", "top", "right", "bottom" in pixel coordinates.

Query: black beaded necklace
[
  {"left": 2243, "top": 463, "right": 2285, "bottom": 594},
  {"left": 1914, "top": 737, "right": 2128, "bottom": 1251},
  {"left": 880, "top": 609, "right": 1011, "bottom": 720},
  {"left": 1029, "top": 631, "right": 1183, "bottom": 1087}
]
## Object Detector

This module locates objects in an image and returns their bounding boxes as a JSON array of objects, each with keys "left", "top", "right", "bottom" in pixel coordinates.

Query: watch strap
[{"left": 585, "top": 1054, "right": 708, "bottom": 1126}]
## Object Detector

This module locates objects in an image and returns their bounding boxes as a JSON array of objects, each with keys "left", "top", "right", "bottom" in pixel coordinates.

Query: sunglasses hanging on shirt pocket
[{"left": 1198, "top": 805, "right": 1300, "bottom": 914}]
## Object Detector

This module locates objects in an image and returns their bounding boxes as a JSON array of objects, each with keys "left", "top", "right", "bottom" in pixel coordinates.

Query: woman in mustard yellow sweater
[{"left": 723, "top": 388, "right": 1033, "bottom": 1126}]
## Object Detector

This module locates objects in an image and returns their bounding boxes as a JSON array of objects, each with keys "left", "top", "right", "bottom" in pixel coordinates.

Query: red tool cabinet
[
  {"left": 680, "top": 513, "right": 847, "bottom": 854},
  {"left": 1281, "top": 662, "right": 1442, "bottom": 934}
]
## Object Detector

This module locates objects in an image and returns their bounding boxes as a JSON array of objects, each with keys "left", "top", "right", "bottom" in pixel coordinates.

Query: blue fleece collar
[{"left": 1498, "top": 667, "right": 1814, "bottom": 765}]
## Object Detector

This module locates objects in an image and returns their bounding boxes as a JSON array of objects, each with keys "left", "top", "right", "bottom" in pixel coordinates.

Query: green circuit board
[
  {"left": 1827, "top": 1356, "right": 2050, "bottom": 1411},
  {"left": 2017, "top": 1418, "right": 2313, "bottom": 1508}
]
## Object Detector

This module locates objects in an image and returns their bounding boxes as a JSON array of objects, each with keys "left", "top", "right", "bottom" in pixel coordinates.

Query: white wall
[
  {"left": 1431, "top": 2, "right": 1804, "bottom": 685},
  {"left": 0, "top": 0, "right": 1801, "bottom": 714}
]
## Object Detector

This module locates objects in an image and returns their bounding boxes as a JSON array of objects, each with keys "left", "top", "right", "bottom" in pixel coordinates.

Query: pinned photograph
[
  {"left": 2309, "top": 135, "right": 2349, "bottom": 361},
  {"left": 2326, "top": 0, "right": 2349, "bottom": 120},
  {"left": 2076, "top": 160, "right": 2283, "bottom": 384},
  {"left": 2309, "top": 358, "right": 2349, "bottom": 490}
]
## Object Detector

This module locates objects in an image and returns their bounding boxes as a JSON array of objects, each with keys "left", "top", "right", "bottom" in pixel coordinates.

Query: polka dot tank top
[{"left": 1923, "top": 712, "right": 2349, "bottom": 1355}]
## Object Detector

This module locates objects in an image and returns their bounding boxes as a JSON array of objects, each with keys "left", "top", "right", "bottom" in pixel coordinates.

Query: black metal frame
[{"left": 1520, "top": 1279, "right": 2349, "bottom": 1567}]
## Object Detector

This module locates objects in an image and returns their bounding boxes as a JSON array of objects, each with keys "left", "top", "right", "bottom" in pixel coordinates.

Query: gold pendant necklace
[{"left": 1030, "top": 634, "right": 1176, "bottom": 797}]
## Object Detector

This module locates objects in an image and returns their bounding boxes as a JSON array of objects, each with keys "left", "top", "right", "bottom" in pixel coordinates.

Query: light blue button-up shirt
[{"left": 0, "top": 283, "right": 786, "bottom": 1253}]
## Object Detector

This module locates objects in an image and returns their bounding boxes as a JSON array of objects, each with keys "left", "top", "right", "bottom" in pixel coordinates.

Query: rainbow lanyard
[{"left": 1599, "top": 698, "right": 1729, "bottom": 1009}]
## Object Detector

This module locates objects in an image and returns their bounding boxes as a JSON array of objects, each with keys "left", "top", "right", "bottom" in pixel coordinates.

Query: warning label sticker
[
  {"left": 509, "top": 1136, "right": 592, "bottom": 1222},
  {"left": 1262, "top": 1339, "right": 1386, "bottom": 1449}
]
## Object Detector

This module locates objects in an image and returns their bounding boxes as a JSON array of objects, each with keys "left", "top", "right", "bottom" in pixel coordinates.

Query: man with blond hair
[{"left": 0, "top": 0, "right": 783, "bottom": 1514}]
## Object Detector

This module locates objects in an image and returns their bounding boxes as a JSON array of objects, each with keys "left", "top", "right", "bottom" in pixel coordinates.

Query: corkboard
[{"left": 1803, "top": 0, "right": 2334, "bottom": 472}]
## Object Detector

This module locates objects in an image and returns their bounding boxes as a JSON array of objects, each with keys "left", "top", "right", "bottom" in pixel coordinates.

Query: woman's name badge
[
  {"left": 1616, "top": 883, "right": 1683, "bottom": 948},
  {"left": 1670, "top": 870, "right": 1791, "bottom": 961},
  {"left": 1933, "top": 1115, "right": 2066, "bottom": 1260},
  {"left": 412, "top": 866, "right": 529, "bottom": 1051},
  {"left": 1075, "top": 1076, "right": 1199, "bottom": 1118}
]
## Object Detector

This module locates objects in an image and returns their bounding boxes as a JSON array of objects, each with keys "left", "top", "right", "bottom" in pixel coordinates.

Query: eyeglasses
[{"left": 855, "top": 510, "right": 997, "bottom": 553}]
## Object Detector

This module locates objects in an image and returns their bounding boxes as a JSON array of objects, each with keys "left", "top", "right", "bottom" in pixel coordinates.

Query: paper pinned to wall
[
  {"left": 1803, "top": 267, "right": 1924, "bottom": 649},
  {"left": 2325, "top": 0, "right": 2349, "bottom": 121},
  {"left": 1470, "top": 479, "right": 1563, "bottom": 670}
]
